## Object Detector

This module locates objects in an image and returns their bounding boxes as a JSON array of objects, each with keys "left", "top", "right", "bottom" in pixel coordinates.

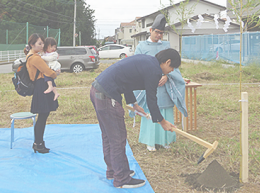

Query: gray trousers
[{"left": 90, "top": 86, "right": 131, "bottom": 187}]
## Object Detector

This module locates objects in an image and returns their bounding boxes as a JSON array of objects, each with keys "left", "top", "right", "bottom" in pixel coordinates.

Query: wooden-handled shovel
[{"left": 126, "top": 105, "right": 218, "bottom": 164}]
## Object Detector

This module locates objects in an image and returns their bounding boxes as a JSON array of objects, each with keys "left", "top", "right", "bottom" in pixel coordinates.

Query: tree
[
  {"left": 0, "top": 0, "right": 96, "bottom": 46},
  {"left": 227, "top": 0, "right": 260, "bottom": 183},
  {"left": 227, "top": 0, "right": 260, "bottom": 94},
  {"left": 160, "top": 0, "right": 198, "bottom": 56}
]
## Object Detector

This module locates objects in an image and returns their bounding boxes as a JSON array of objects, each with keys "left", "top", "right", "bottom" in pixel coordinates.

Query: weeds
[{"left": 1, "top": 60, "right": 260, "bottom": 192}]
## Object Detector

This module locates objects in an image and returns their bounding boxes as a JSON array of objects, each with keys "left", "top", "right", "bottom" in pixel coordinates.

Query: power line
[
  {"left": 56, "top": 0, "right": 90, "bottom": 5},
  {"left": 5, "top": 1, "right": 73, "bottom": 23},
  {"left": 53, "top": 0, "right": 74, "bottom": 5},
  {"left": 0, "top": 1, "right": 96, "bottom": 34},
  {"left": 0, "top": 3, "right": 73, "bottom": 24},
  {"left": 4, "top": 1, "right": 95, "bottom": 25},
  {"left": 14, "top": 0, "right": 74, "bottom": 20}
]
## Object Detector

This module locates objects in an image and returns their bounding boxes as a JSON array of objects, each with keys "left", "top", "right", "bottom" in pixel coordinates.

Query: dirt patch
[
  {"left": 182, "top": 160, "right": 241, "bottom": 192},
  {"left": 192, "top": 72, "right": 218, "bottom": 81}
]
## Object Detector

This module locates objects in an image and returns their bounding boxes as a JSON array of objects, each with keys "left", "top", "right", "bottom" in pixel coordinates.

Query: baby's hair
[{"left": 43, "top": 37, "right": 57, "bottom": 52}]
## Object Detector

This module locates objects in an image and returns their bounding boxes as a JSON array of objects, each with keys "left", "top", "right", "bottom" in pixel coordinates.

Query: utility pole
[{"left": 73, "top": 0, "right": 76, "bottom": 47}]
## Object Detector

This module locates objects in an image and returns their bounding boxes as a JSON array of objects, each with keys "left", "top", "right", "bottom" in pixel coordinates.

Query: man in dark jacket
[{"left": 90, "top": 48, "right": 181, "bottom": 189}]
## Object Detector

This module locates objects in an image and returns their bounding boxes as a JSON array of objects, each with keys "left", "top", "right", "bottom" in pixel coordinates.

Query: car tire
[
  {"left": 120, "top": 53, "right": 126, "bottom": 59},
  {"left": 71, "top": 63, "right": 84, "bottom": 73}
]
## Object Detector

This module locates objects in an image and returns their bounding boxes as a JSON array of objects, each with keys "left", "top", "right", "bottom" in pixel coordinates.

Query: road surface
[
  {"left": 0, "top": 59, "right": 119, "bottom": 74},
  {"left": 0, "top": 63, "right": 13, "bottom": 74}
]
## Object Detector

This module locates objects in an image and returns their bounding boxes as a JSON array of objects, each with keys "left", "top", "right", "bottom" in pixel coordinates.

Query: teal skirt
[{"left": 138, "top": 107, "right": 176, "bottom": 147}]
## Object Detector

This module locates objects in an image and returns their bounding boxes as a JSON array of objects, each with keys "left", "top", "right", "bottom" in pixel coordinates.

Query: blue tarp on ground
[{"left": 0, "top": 124, "right": 154, "bottom": 193}]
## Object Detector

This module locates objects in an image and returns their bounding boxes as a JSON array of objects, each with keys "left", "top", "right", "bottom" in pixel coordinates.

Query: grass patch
[{"left": 1, "top": 60, "right": 260, "bottom": 192}]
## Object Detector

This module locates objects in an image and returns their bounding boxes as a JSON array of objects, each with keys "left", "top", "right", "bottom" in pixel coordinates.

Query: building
[
  {"left": 227, "top": 0, "right": 260, "bottom": 19},
  {"left": 115, "top": 18, "right": 140, "bottom": 47},
  {"left": 131, "top": 0, "right": 240, "bottom": 51},
  {"left": 227, "top": 0, "right": 260, "bottom": 31}
]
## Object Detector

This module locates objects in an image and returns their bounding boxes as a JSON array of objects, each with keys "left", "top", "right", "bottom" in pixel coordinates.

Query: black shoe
[
  {"left": 32, "top": 143, "right": 49, "bottom": 154},
  {"left": 42, "top": 141, "right": 50, "bottom": 151},
  {"left": 116, "top": 178, "right": 145, "bottom": 188},
  {"left": 107, "top": 170, "right": 135, "bottom": 180}
]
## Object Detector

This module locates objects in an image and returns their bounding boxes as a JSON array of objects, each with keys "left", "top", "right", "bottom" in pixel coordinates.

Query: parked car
[
  {"left": 86, "top": 45, "right": 99, "bottom": 55},
  {"left": 88, "top": 47, "right": 99, "bottom": 61},
  {"left": 12, "top": 46, "right": 99, "bottom": 73},
  {"left": 98, "top": 44, "right": 134, "bottom": 59},
  {"left": 104, "top": 42, "right": 115, "bottom": 45},
  {"left": 210, "top": 40, "right": 241, "bottom": 52}
]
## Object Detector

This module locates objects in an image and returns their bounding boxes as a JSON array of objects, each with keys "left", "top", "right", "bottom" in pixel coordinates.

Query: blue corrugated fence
[{"left": 182, "top": 31, "right": 260, "bottom": 65}]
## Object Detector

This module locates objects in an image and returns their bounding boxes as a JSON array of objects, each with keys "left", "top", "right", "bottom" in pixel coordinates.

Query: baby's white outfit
[{"left": 41, "top": 52, "right": 61, "bottom": 71}]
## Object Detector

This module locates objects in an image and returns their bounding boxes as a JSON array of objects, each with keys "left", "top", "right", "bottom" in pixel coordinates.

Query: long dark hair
[{"left": 23, "top": 33, "right": 45, "bottom": 55}]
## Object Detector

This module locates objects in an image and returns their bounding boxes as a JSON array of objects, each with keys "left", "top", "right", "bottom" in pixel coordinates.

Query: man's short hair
[{"left": 155, "top": 48, "right": 181, "bottom": 68}]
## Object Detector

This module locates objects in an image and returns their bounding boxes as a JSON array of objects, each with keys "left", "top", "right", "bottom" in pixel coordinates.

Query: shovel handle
[
  {"left": 126, "top": 105, "right": 213, "bottom": 149},
  {"left": 171, "top": 127, "right": 213, "bottom": 149}
]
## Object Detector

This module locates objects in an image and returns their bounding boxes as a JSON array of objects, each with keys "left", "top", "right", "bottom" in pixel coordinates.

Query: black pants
[{"left": 34, "top": 112, "right": 50, "bottom": 144}]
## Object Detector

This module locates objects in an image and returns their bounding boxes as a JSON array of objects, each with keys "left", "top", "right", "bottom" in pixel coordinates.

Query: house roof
[
  {"left": 164, "top": 13, "right": 240, "bottom": 36},
  {"left": 131, "top": 13, "right": 240, "bottom": 38},
  {"left": 172, "top": 13, "right": 240, "bottom": 28},
  {"left": 120, "top": 22, "right": 135, "bottom": 27},
  {"left": 120, "top": 17, "right": 141, "bottom": 28},
  {"left": 136, "top": 0, "right": 226, "bottom": 21}
]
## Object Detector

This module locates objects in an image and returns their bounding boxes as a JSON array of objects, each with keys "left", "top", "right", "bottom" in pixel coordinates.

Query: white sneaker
[{"left": 147, "top": 145, "right": 156, "bottom": 151}]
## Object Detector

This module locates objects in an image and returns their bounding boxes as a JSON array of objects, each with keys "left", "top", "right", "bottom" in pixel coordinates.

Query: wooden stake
[
  {"left": 241, "top": 92, "right": 248, "bottom": 183},
  {"left": 185, "top": 87, "right": 188, "bottom": 131},
  {"left": 194, "top": 87, "right": 197, "bottom": 130},
  {"left": 189, "top": 87, "right": 192, "bottom": 130}
]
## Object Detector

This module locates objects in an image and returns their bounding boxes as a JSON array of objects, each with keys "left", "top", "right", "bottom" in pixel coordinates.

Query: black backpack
[{"left": 12, "top": 54, "right": 40, "bottom": 97}]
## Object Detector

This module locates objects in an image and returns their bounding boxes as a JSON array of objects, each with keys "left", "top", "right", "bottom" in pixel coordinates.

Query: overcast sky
[{"left": 86, "top": 0, "right": 227, "bottom": 39}]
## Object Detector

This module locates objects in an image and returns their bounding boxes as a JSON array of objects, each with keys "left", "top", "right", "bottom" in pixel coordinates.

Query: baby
[{"left": 41, "top": 37, "right": 61, "bottom": 101}]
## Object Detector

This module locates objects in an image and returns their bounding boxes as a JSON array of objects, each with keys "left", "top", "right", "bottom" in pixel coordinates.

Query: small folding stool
[{"left": 10, "top": 112, "right": 37, "bottom": 149}]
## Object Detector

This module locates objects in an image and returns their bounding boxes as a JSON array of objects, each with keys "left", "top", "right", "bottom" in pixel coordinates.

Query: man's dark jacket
[{"left": 95, "top": 54, "right": 163, "bottom": 122}]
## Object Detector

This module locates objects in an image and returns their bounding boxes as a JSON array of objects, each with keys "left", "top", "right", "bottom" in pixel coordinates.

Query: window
[
  {"left": 57, "top": 48, "right": 73, "bottom": 56},
  {"left": 230, "top": 40, "right": 240, "bottom": 44},
  {"left": 110, "top": 45, "right": 124, "bottom": 50},
  {"left": 100, "top": 46, "right": 109, "bottom": 51},
  {"left": 142, "top": 19, "right": 145, "bottom": 28},
  {"left": 146, "top": 22, "right": 153, "bottom": 27},
  {"left": 74, "top": 48, "right": 87, "bottom": 55},
  {"left": 57, "top": 48, "right": 87, "bottom": 55},
  {"left": 184, "top": 38, "right": 196, "bottom": 45},
  {"left": 129, "top": 29, "right": 132, "bottom": 33}
]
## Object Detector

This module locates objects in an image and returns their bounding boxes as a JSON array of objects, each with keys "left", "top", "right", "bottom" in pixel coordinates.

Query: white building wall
[
  {"left": 117, "top": 31, "right": 124, "bottom": 39},
  {"left": 167, "top": 1, "right": 224, "bottom": 25},
  {"left": 135, "top": 1, "right": 225, "bottom": 38},
  {"left": 168, "top": 32, "right": 179, "bottom": 51},
  {"left": 124, "top": 27, "right": 134, "bottom": 39},
  {"left": 131, "top": 1, "right": 230, "bottom": 52},
  {"left": 136, "top": 21, "right": 142, "bottom": 33}
]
